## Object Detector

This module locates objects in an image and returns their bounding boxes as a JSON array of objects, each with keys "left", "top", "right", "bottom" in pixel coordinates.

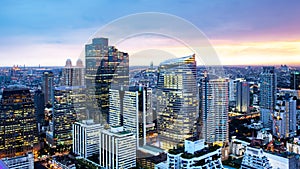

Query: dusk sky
[{"left": 0, "top": 0, "right": 300, "bottom": 66}]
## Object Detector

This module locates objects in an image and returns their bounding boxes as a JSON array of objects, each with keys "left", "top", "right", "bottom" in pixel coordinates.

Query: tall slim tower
[
  {"left": 201, "top": 74, "right": 229, "bottom": 144},
  {"left": 0, "top": 87, "right": 38, "bottom": 158},
  {"left": 85, "top": 38, "right": 129, "bottom": 124},
  {"left": 157, "top": 55, "right": 198, "bottom": 150},
  {"left": 260, "top": 66, "right": 277, "bottom": 128},
  {"left": 42, "top": 71, "right": 54, "bottom": 105},
  {"left": 236, "top": 81, "right": 250, "bottom": 113}
]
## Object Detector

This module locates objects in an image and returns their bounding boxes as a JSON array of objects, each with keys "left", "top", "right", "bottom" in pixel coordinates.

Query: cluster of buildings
[{"left": 0, "top": 37, "right": 300, "bottom": 169}]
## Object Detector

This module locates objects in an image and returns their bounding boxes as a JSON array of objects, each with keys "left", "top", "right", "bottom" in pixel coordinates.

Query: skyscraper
[
  {"left": 42, "top": 71, "right": 54, "bottom": 105},
  {"left": 201, "top": 74, "right": 229, "bottom": 144},
  {"left": 34, "top": 89, "right": 45, "bottom": 131},
  {"left": 272, "top": 95, "right": 297, "bottom": 138},
  {"left": 0, "top": 86, "right": 38, "bottom": 158},
  {"left": 260, "top": 66, "right": 277, "bottom": 128},
  {"left": 85, "top": 38, "right": 129, "bottom": 124},
  {"left": 290, "top": 70, "right": 300, "bottom": 90},
  {"left": 157, "top": 55, "right": 198, "bottom": 150},
  {"left": 236, "top": 81, "right": 250, "bottom": 113},
  {"left": 46, "top": 86, "right": 84, "bottom": 148},
  {"left": 61, "top": 59, "right": 85, "bottom": 86}
]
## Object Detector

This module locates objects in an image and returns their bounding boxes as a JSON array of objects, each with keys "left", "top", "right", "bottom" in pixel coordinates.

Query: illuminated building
[
  {"left": 236, "top": 81, "right": 250, "bottom": 113},
  {"left": 157, "top": 55, "right": 198, "bottom": 150},
  {"left": 290, "top": 70, "right": 300, "bottom": 90},
  {"left": 46, "top": 86, "right": 85, "bottom": 148},
  {"left": 272, "top": 95, "right": 297, "bottom": 138},
  {"left": 99, "top": 126, "right": 136, "bottom": 169},
  {"left": 61, "top": 59, "right": 85, "bottom": 86},
  {"left": 201, "top": 75, "right": 229, "bottom": 144},
  {"left": 42, "top": 71, "right": 54, "bottom": 104},
  {"left": 85, "top": 37, "right": 129, "bottom": 124},
  {"left": 260, "top": 66, "right": 277, "bottom": 128},
  {"left": 0, "top": 87, "right": 38, "bottom": 158},
  {"left": 72, "top": 120, "right": 102, "bottom": 158}
]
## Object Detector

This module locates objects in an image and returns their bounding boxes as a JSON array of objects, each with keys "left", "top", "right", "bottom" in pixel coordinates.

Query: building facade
[
  {"left": 201, "top": 75, "right": 229, "bottom": 144},
  {"left": 72, "top": 120, "right": 102, "bottom": 158},
  {"left": 61, "top": 59, "right": 85, "bottom": 87},
  {"left": 236, "top": 81, "right": 250, "bottom": 113},
  {"left": 85, "top": 37, "right": 129, "bottom": 124},
  {"left": 99, "top": 126, "right": 136, "bottom": 169},
  {"left": 0, "top": 87, "right": 38, "bottom": 158},
  {"left": 42, "top": 71, "right": 54, "bottom": 105},
  {"left": 157, "top": 55, "right": 198, "bottom": 150},
  {"left": 260, "top": 66, "right": 277, "bottom": 128}
]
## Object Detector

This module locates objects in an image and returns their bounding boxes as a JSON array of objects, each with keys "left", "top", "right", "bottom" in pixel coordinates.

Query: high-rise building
[
  {"left": 290, "top": 70, "right": 300, "bottom": 90},
  {"left": 109, "top": 86, "right": 156, "bottom": 147},
  {"left": 157, "top": 55, "right": 198, "bottom": 150},
  {"left": 236, "top": 81, "right": 250, "bottom": 113},
  {"left": 42, "top": 71, "right": 54, "bottom": 105},
  {"left": 201, "top": 74, "right": 229, "bottom": 144},
  {"left": 272, "top": 95, "right": 297, "bottom": 138},
  {"left": 0, "top": 87, "right": 38, "bottom": 158},
  {"left": 34, "top": 89, "right": 45, "bottom": 131},
  {"left": 85, "top": 37, "right": 129, "bottom": 124},
  {"left": 260, "top": 66, "right": 277, "bottom": 128},
  {"left": 99, "top": 126, "right": 136, "bottom": 169},
  {"left": 72, "top": 120, "right": 102, "bottom": 158},
  {"left": 61, "top": 59, "right": 85, "bottom": 86},
  {"left": 46, "top": 86, "right": 84, "bottom": 148}
]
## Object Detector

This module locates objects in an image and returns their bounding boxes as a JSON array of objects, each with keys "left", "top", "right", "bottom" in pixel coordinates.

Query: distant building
[
  {"left": 167, "top": 137, "right": 223, "bottom": 169},
  {"left": 61, "top": 59, "right": 85, "bottom": 86},
  {"left": 236, "top": 81, "right": 250, "bottom": 113},
  {"left": 260, "top": 66, "right": 277, "bottom": 129},
  {"left": 42, "top": 71, "right": 54, "bottom": 104},
  {"left": 290, "top": 70, "right": 300, "bottom": 90},
  {"left": 0, "top": 152, "right": 34, "bottom": 169},
  {"left": 34, "top": 89, "right": 45, "bottom": 130},
  {"left": 201, "top": 75, "right": 229, "bottom": 144},
  {"left": 0, "top": 87, "right": 38, "bottom": 158},
  {"left": 272, "top": 95, "right": 297, "bottom": 138},
  {"left": 157, "top": 55, "right": 198, "bottom": 150},
  {"left": 72, "top": 120, "right": 102, "bottom": 158},
  {"left": 99, "top": 126, "right": 136, "bottom": 169}
]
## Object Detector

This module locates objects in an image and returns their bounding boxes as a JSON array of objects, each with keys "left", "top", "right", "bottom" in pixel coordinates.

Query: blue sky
[{"left": 1, "top": 0, "right": 300, "bottom": 66}]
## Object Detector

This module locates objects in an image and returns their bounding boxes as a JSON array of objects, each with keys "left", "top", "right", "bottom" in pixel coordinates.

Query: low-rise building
[
  {"left": 167, "top": 137, "right": 223, "bottom": 169},
  {"left": 0, "top": 152, "right": 34, "bottom": 169}
]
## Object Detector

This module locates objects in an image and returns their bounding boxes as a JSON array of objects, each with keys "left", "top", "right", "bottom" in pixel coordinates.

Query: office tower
[
  {"left": 201, "top": 74, "right": 229, "bottom": 144},
  {"left": 61, "top": 59, "right": 85, "bottom": 86},
  {"left": 272, "top": 95, "right": 297, "bottom": 138},
  {"left": 34, "top": 89, "right": 45, "bottom": 131},
  {"left": 72, "top": 120, "right": 102, "bottom": 158},
  {"left": 290, "top": 70, "right": 300, "bottom": 90},
  {"left": 85, "top": 37, "right": 129, "bottom": 124},
  {"left": 99, "top": 126, "right": 136, "bottom": 169},
  {"left": 236, "top": 81, "right": 250, "bottom": 113},
  {"left": 109, "top": 86, "right": 155, "bottom": 147},
  {"left": 157, "top": 55, "right": 198, "bottom": 150},
  {"left": 0, "top": 87, "right": 38, "bottom": 158},
  {"left": 260, "top": 66, "right": 277, "bottom": 128},
  {"left": 46, "top": 86, "right": 84, "bottom": 148},
  {"left": 42, "top": 71, "right": 54, "bottom": 104}
]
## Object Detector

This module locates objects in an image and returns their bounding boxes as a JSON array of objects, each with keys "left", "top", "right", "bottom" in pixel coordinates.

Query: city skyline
[{"left": 1, "top": 1, "right": 300, "bottom": 66}]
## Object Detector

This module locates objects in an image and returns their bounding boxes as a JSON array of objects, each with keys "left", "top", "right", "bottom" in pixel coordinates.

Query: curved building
[{"left": 157, "top": 55, "right": 198, "bottom": 150}]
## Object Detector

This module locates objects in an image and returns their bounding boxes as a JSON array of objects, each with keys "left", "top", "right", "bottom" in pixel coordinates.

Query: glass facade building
[
  {"left": 157, "top": 55, "right": 198, "bottom": 150},
  {"left": 85, "top": 38, "right": 129, "bottom": 124}
]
